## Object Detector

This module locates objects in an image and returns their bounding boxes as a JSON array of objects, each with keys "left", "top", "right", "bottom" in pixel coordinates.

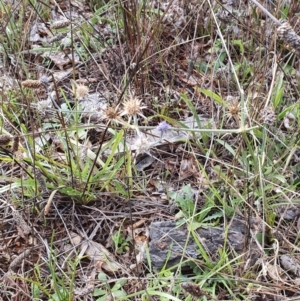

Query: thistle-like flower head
[
  {"left": 71, "top": 80, "right": 89, "bottom": 100},
  {"left": 75, "top": 84, "right": 89, "bottom": 100},
  {"left": 121, "top": 95, "right": 146, "bottom": 121},
  {"left": 104, "top": 106, "right": 124, "bottom": 125},
  {"left": 132, "top": 136, "right": 150, "bottom": 155}
]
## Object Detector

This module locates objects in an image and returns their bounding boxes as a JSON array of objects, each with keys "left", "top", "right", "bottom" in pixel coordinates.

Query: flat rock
[{"left": 148, "top": 218, "right": 260, "bottom": 270}]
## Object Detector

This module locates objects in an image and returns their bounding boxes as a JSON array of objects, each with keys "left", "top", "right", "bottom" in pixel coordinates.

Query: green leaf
[
  {"left": 278, "top": 103, "right": 299, "bottom": 119},
  {"left": 233, "top": 40, "right": 244, "bottom": 54},
  {"left": 180, "top": 93, "right": 202, "bottom": 128},
  {"left": 31, "top": 283, "right": 40, "bottom": 300},
  {"left": 97, "top": 272, "right": 108, "bottom": 281},
  {"left": 157, "top": 114, "right": 188, "bottom": 129},
  {"left": 147, "top": 290, "right": 183, "bottom": 301},
  {"left": 103, "top": 130, "right": 124, "bottom": 169},
  {"left": 93, "top": 288, "right": 107, "bottom": 297},
  {"left": 273, "top": 87, "right": 284, "bottom": 108},
  {"left": 112, "top": 290, "right": 127, "bottom": 297},
  {"left": 102, "top": 156, "right": 124, "bottom": 191},
  {"left": 196, "top": 88, "right": 227, "bottom": 105},
  {"left": 96, "top": 295, "right": 107, "bottom": 301},
  {"left": 273, "top": 174, "right": 287, "bottom": 184},
  {"left": 114, "top": 181, "right": 127, "bottom": 196},
  {"left": 202, "top": 211, "right": 223, "bottom": 222},
  {"left": 188, "top": 222, "right": 202, "bottom": 231}
]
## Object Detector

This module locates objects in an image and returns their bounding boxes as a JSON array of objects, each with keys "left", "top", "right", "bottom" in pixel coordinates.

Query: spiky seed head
[
  {"left": 0, "top": 135, "right": 11, "bottom": 145},
  {"left": 74, "top": 84, "right": 89, "bottom": 100},
  {"left": 226, "top": 100, "right": 240, "bottom": 117},
  {"left": 133, "top": 137, "right": 150, "bottom": 155},
  {"left": 105, "top": 106, "right": 120, "bottom": 121},
  {"left": 22, "top": 79, "right": 43, "bottom": 89},
  {"left": 121, "top": 96, "right": 146, "bottom": 117},
  {"left": 50, "top": 19, "right": 70, "bottom": 29}
]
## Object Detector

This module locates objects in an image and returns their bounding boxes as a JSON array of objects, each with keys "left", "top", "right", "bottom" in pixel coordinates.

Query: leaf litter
[{"left": 0, "top": 0, "right": 300, "bottom": 300}]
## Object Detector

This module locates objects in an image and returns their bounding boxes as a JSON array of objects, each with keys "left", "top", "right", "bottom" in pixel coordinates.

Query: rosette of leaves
[{"left": 93, "top": 273, "right": 127, "bottom": 301}]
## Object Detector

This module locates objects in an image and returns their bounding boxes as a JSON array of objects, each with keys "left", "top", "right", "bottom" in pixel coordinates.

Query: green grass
[{"left": 0, "top": 0, "right": 300, "bottom": 300}]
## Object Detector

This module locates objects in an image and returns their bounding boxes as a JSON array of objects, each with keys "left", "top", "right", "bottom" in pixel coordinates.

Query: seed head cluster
[
  {"left": 49, "top": 32, "right": 68, "bottom": 43},
  {"left": 277, "top": 21, "right": 300, "bottom": 52},
  {"left": 50, "top": 19, "right": 70, "bottom": 30},
  {"left": 12, "top": 136, "right": 19, "bottom": 153},
  {"left": 259, "top": 107, "right": 276, "bottom": 125},
  {"left": 22, "top": 79, "right": 44, "bottom": 89}
]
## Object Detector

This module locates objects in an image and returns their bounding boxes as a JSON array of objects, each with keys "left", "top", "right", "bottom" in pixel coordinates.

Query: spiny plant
[{"left": 1, "top": 0, "right": 300, "bottom": 300}]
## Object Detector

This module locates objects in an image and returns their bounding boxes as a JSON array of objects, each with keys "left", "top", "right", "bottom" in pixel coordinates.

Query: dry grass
[{"left": 0, "top": 0, "right": 300, "bottom": 300}]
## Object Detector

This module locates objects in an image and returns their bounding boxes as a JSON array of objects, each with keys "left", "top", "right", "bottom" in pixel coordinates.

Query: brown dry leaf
[
  {"left": 70, "top": 0, "right": 85, "bottom": 10},
  {"left": 83, "top": 240, "right": 121, "bottom": 272},
  {"left": 44, "top": 189, "right": 59, "bottom": 215},
  {"left": 276, "top": 205, "right": 300, "bottom": 220},
  {"left": 127, "top": 225, "right": 149, "bottom": 270},
  {"left": 164, "top": 158, "right": 178, "bottom": 174},
  {"left": 135, "top": 115, "right": 212, "bottom": 150},
  {"left": 70, "top": 232, "right": 82, "bottom": 245},
  {"left": 12, "top": 211, "right": 31, "bottom": 236},
  {"left": 130, "top": 240, "right": 147, "bottom": 270},
  {"left": 52, "top": 68, "right": 73, "bottom": 81},
  {"left": 2, "top": 271, "right": 17, "bottom": 286},
  {"left": 177, "top": 69, "right": 201, "bottom": 86},
  {"left": 42, "top": 52, "right": 79, "bottom": 70},
  {"left": 297, "top": 217, "right": 300, "bottom": 231},
  {"left": 70, "top": 232, "right": 121, "bottom": 273},
  {"left": 132, "top": 219, "right": 146, "bottom": 230},
  {"left": 0, "top": 75, "right": 18, "bottom": 91},
  {"left": 179, "top": 157, "right": 198, "bottom": 180}
]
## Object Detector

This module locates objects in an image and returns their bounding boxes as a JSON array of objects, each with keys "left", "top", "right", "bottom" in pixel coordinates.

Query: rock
[{"left": 148, "top": 217, "right": 260, "bottom": 270}]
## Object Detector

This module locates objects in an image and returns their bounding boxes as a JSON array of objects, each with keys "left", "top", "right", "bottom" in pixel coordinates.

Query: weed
[
  {"left": 93, "top": 273, "right": 128, "bottom": 301},
  {"left": 1, "top": 0, "right": 300, "bottom": 300}
]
